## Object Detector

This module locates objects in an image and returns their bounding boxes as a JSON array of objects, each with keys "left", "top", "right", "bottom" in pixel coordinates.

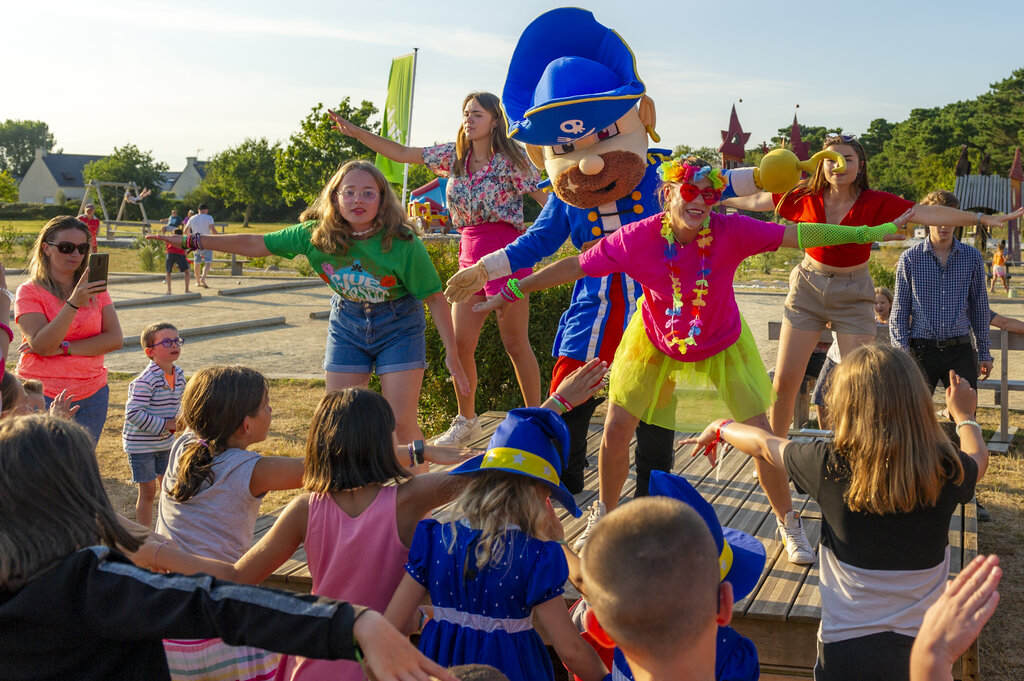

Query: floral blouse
[{"left": 422, "top": 143, "right": 540, "bottom": 231}]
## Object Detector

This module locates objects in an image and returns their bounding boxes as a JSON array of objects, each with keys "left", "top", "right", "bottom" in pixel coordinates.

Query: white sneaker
[
  {"left": 777, "top": 511, "right": 816, "bottom": 565},
  {"left": 432, "top": 415, "right": 483, "bottom": 446},
  {"left": 572, "top": 501, "right": 607, "bottom": 553}
]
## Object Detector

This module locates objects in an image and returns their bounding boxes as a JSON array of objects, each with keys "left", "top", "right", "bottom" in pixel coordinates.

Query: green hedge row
[
  {"left": 0, "top": 202, "right": 82, "bottom": 219},
  {"left": 415, "top": 239, "right": 573, "bottom": 436}
]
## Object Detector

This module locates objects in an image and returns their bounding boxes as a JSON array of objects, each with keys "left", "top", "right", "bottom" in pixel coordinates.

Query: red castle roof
[
  {"left": 718, "top": 105, "right": 750, "bottom": 161},
  {"left": 790, "top": 114, "right": 810, "bottom": 161}
]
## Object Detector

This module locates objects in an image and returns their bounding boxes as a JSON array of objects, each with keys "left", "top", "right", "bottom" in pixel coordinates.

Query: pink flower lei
[{"left": 660, "top": 212, "right": 712, "bottom": 355}]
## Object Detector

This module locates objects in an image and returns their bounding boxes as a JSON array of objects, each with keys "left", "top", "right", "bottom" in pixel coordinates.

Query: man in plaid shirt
[{"left": 890, "top": 190, "right": 992, "bottom": 392}]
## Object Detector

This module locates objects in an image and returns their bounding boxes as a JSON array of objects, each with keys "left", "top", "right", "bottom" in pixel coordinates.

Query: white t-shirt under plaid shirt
[{"left": 122, "top": 361, "right": 186, "bottom": 454}]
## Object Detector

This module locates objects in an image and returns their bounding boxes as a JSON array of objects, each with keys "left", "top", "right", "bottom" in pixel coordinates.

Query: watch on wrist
[
  {"left": 413, "top": 439, "right": 425, "bottom": 465},
  {"left": 61, "top": 340, "right": 70, "bottom": 356}
]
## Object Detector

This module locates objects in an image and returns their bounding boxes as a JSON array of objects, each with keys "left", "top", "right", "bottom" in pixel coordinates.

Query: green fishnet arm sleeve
[{"left": 796, "top": 222, "right": 898, "bottom": 250}]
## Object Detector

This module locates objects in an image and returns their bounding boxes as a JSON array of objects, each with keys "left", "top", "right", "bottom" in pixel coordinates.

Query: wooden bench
[
  {"left": 977, "top": 327, "right": 1024, "bottom": 452},
  {"left": 254, "top": 411, "right": 979, "bottom": 680},
  {"left": 767, "top": 322, "right": 832, "bottom": 430}
]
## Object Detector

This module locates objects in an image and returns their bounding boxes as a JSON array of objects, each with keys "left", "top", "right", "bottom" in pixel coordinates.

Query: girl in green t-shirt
[{"left": 148, "top": 161, "right": 468, "bottom": 445}]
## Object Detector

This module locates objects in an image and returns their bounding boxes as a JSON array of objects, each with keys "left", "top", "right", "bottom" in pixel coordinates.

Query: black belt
[{"left": 911, "top": 335, "right": 972, "bottom": 349}]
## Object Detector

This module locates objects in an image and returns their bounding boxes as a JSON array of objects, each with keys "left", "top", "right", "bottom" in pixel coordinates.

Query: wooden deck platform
[{"left": 256, "top": 411, "right": 978, "bottom": 680}]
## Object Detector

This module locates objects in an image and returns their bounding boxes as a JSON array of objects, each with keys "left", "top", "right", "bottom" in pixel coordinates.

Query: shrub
[
  {"left": 419, "top": 239, "right": 572, "bottom": 436},
  {"left": 869, "top": 259, "right": 895, "bottom": 290},
  {"left": 0, "top": 225, "right": 19, "bottom": 256},
  {"left": 136, "top": 236, "right": 164, "bottom": 272}
]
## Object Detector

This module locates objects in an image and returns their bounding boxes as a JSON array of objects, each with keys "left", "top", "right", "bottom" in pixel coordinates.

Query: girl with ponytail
[{"left": 155, "top": 365, "right": 305, "bottom": 681}]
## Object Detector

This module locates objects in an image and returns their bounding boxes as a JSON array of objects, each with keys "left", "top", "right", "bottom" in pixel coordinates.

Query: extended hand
[
  {"left": 354, "top": 610, "right": 459, "bottom": 681},
  {"left": 49, "top": 389, "right": 80, "bottom": 419},
  {"left": 327, "top": 109, "right": 363, "bottom": 138},
  {"left": 681, "top": 422, "right": 721, "bottom": 467},
  {"left": 422, "top": 444, "right": 476, "bottom": 466},
  {"left": 444, "top": 264, "right": 488, "bottom": 304},
  {"left": 945, "top": 370, "right": 978, "bottom": 423},
  {"left": 444, "top": 352, "right": 471, "bottom": 396},
  {"left": 554, "top": 358, "right": 608, "bottom": 408},
  {"left": 472, "top": 293, "right": 510, "bottom": 316}
]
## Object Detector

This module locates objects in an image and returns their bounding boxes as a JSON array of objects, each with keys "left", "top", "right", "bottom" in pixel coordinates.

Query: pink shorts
[{"left": 458, "top": 222, "right": 533, "bottom": 297}]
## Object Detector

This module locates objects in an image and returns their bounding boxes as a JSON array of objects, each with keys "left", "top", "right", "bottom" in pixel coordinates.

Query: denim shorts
[
  {"left": 127, "top": 449, "right": 170, "bottom": 483},
  {"left": 45, "top": 383, "right": 109, "bottom": 444},
  {"left": 194, "top": 249, "right": 213, "bottom": 264},
  {"left": 324, "top": 294, "right": 427, "bottom": 374}
]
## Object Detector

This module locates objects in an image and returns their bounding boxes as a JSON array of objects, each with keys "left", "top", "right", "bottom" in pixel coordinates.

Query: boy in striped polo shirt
[{"left": 123, "top": 322, "right": 186, "bottom": 526}]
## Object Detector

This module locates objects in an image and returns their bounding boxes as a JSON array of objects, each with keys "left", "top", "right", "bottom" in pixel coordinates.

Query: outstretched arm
[
  {"left": 778, "top": 208, "right": 915, "bottom": 250},
  {"left": 721, "top": 192, "right": 775, "bottom": 212},
  {"left": 911, "top": 205, "right": 1024, "bottom": 229},
  {"left": 683, "top": 419, "right": 792, "bottom": 469},
  {"left": 328, "top": 109, "right": 425, "bottom": 165},
  {"left": 147, "top": 233, "right": 270, "bottom": 258},
  {"left": 473, "top": 255, "right": 585, "bottom": 314}
]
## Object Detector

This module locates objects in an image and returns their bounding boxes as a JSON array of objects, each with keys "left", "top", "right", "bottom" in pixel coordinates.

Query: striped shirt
[
  {"left": 891, "top": 238, "right": 992, "bottom": 362},
  {"left": 122, "top": 361, "right": 186, "bottom": 454}
]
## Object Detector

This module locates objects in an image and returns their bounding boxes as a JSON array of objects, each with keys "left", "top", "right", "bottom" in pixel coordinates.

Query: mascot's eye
[
  {"left": 596, "top": 123, "right": 620, "bottom": 141},
  {"left": 552, "top": 143, "right": 576, "bottom": 156}
]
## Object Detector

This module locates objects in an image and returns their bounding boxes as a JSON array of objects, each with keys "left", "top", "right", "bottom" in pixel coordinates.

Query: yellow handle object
[{"left": 754, "top": 149, "right": 847, "bottom": 194}]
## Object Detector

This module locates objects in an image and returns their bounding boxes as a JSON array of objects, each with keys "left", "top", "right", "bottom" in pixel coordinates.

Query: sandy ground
[{"left": 8, "top": 270, "right": 1024, "bottom": 409}]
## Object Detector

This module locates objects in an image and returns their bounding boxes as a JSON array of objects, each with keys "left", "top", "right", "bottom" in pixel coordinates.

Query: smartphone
[{"left": 87, "top": 253, "right": 109, "bottom": 292}]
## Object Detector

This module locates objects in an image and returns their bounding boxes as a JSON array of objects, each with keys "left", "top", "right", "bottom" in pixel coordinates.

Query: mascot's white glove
[{"left": 445, "top": 263, "right": 489, "bottom": 304}]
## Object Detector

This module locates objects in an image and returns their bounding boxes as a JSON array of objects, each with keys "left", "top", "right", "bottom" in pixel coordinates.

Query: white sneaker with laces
[
  {"left": 777, "top": 511, "right": 816, "bottom": 565},
  {"left": 572, "top": 500, "right": 607, "bottom": 553},
  {"left": 432, "top": 415, "right": 483, "bottom": 447}
]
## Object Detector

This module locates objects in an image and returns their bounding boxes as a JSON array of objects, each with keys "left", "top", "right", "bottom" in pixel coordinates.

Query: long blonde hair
[
  {"left": 450, "top": 472, "right": 550, "bottom": 571},
  {"left": 27, "top": 216, "right": 91, "bottom": 300},
  {"left": 453, "top": 92, "right": 532, "bottom": 178},
  {"left": 824, "top": 345, "right": 963, "bottom": 514},
  {"left": 300, "top": 160, "right": 417, "bottom": 258}
]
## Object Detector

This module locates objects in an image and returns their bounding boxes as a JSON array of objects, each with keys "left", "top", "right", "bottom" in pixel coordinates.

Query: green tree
[
  {"left": 672, "top": 144, "right": 722, "bottom": 165},
  {"left": 0, "top": 119, "right": 57, "bottom": 178},
  {"left": 82, "top": 144, "right": 169, "bottom": 220},
  {"left": 973, "top": 69, "right": 1024, "bottom": 172},
  {"left": 275, "top": 99, "right": 380, "bottom": 206},
  {"left": 859, "top": 118, "right": 895, "bottom": 158},
  {"left": 204, "top": 137, "right": 283, "bottom": 227},
  {"left": 0, "top": 170, "right": 18, "bottom": 202}
]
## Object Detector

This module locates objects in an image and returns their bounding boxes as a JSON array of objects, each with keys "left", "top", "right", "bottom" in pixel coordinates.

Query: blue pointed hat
[
  {"left": 648, "top": 471, "right": 766, "bottom": 600},
  {"left": 450, "top": 408, "right": 581, "bottom": 517},
  {"left": 502, "top": 7, "right": 645, "bottom": 146}
]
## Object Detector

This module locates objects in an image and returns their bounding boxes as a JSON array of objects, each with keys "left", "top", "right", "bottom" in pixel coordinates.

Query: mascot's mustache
[{"left": 552, "top": 150, "right": 647, "bottom": 209}]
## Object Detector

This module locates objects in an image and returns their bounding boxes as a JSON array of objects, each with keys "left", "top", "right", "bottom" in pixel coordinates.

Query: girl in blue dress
[{"left": 384, "top": 408, "right": 608, "bottom": 681}]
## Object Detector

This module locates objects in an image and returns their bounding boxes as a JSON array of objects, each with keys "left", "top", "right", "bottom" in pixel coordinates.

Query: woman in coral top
[
  {"left": 726, "top": 134, "right": 1023, "bottom": 437},
  {"left": 15, "top": 216, "right": 123, "bottom": 443}
]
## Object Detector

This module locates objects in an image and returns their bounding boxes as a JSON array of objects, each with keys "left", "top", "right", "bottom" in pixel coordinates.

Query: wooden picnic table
[{"left": 255, "top": 411, "right": 978, "bottom": 680}]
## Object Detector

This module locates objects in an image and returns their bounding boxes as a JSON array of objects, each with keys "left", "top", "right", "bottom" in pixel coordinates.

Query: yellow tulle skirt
[{"left": 608, "top": 312, "right": 776, "bottom": 432}]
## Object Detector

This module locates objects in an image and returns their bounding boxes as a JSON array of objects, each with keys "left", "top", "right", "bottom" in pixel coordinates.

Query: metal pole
[{"left": 401, "top": 47, "right": 418, "bottom": 206}]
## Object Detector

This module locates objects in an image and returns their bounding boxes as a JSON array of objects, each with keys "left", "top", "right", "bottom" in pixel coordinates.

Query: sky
[{"left": 5, "top": 0, "right": 1023, "bottom": 172}]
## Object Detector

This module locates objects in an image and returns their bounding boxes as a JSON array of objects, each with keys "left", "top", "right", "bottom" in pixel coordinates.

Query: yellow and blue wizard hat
[
  {"left": 649, "top": 471, "right": 766, "bottom": 600},
  {"left": 502, "top": 7, "right": 645, "bottom": 147},
  {"left": 450, "top": 407, "right": 581, "bottom": 517}
]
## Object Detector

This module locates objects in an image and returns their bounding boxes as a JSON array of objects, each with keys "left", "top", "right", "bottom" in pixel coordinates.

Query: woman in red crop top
[{"left": 726, "top": 134, "right": 1023, "bottom": 437}]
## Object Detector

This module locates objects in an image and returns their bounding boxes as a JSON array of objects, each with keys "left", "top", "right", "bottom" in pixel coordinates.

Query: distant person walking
[
  {"left": 77, "top": 203, "right": 101, "bottom": 253},
  {"left": 989, "top": 240, "right": 1009, "bottom": 295},
  {"left": 185, "top": 204, "right": 218, "bottom": 288}
]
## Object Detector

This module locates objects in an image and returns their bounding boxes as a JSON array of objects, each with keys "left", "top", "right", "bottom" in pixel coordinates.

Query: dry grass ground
[{"left": 86, "top": 372, "right": 1024, "bottom": 679}]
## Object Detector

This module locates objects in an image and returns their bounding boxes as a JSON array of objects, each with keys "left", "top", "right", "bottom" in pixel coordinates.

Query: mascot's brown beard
[{"left": 552, "top": 150, "right": 647, "bottom": 209}]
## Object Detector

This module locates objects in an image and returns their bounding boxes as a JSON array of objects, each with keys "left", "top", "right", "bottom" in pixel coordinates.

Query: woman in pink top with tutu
[{"left": 330, "top": 93, "right": 548, "bottom": 447}]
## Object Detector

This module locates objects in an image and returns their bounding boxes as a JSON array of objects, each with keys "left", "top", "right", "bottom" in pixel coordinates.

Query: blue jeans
[
  {"left": 45, "top": 383, "right": 109, "bottom": 444},
  {"left": 324, "top": 295, "right": 427, "bottom": 374}
]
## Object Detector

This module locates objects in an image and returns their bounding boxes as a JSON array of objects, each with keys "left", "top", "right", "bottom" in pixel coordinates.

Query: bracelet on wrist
[
  {"left": 407, "top": 442, "right": 415, "bottom": 467},
  {"left": 551, "top": 393, "right": 573, "bottom": 412},
  {"left": 714, "top": 419, "right": 735, "bottom": 444},
  {"left": 412, "top": 439, "right": 425, "bottom": 465},
  {"left": 0, "top": 323, "right": 12, "bottom": 343},
  {"left": 66, "top": 300, "right": 79, "bottom": 310},
  {"left": 507, "top": 278, "right": 524, "bottom": 299},
  {"left": 956, "top": 419, "right": 981, "bottom": 431},
  {"left": 0, "top": 287, "right": 13, "bottom": 303}
]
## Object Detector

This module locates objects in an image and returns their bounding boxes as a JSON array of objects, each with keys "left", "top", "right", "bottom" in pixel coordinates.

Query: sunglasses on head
[
  {"left": 46, "top": 241, "right": 90, "bottom": 255},
  {"left": 148, "top": 337, "right": 185, "bottom": 349},
  {"left": 679, "top": 183, "right": 723, "bottom": 204},
  {"left": 824, "top": 132, "right": 857, "bottom": 143}
]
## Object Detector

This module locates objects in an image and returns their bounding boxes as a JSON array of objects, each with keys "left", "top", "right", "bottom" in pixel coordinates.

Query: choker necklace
[
  {"left": 350, "top": 227, "right": 375, "bottom": 237},
  {"left": 661, "top": 213, "right": 712, "bottom": 355}
]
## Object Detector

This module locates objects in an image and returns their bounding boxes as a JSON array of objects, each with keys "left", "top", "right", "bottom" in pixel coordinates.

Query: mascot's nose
[{"left": 578, "top": 154, "right": 605, "bottom": 176}]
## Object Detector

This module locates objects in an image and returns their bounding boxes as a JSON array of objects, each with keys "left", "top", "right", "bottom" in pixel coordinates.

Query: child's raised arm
[{"left": 248, "top": 456, "right": 305, "bottom": 497}]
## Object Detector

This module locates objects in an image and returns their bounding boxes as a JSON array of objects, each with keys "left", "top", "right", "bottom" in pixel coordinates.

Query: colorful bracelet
[
  {"left": 956, "top": 420, "right": 981, "bottom": 431},
  {"left": 716, "top": 419, "right": 735, "bottom": 442},
  {"left": 185, "top": 233, "right": 203, "bottom": 251},
  {"left": 499, "top": 284, "right": 518, "bottom": 302},
  {"left": 180, "top": 235, "right": 188, "bottom": 250},
  {"left": 407, "top": 442, "right": 415, "bottom": 467},
  {"left": 507, "top": 278, "right": 524, "bottom": 299},
  {"left": 0, "top": 323, "right": 12, "bottom": 343},
  {"left": 551, "top": 393, "right": 573, "bottom": 412}
]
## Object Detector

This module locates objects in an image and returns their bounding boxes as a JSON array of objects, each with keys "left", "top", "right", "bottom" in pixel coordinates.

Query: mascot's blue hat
[
  {"left": 450, "top": 408, "right": 581, "bottom": 517},
  {"left": 503, "top": 7, "right": 645, "bottom": 146},
  {"left": 649, "top": 471, "right": 766, "bottom": 600}
]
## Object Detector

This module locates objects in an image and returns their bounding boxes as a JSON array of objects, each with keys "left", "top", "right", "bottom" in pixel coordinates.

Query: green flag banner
[{"left": 376, "top": 53, "right": 415, "bottom": 184}]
